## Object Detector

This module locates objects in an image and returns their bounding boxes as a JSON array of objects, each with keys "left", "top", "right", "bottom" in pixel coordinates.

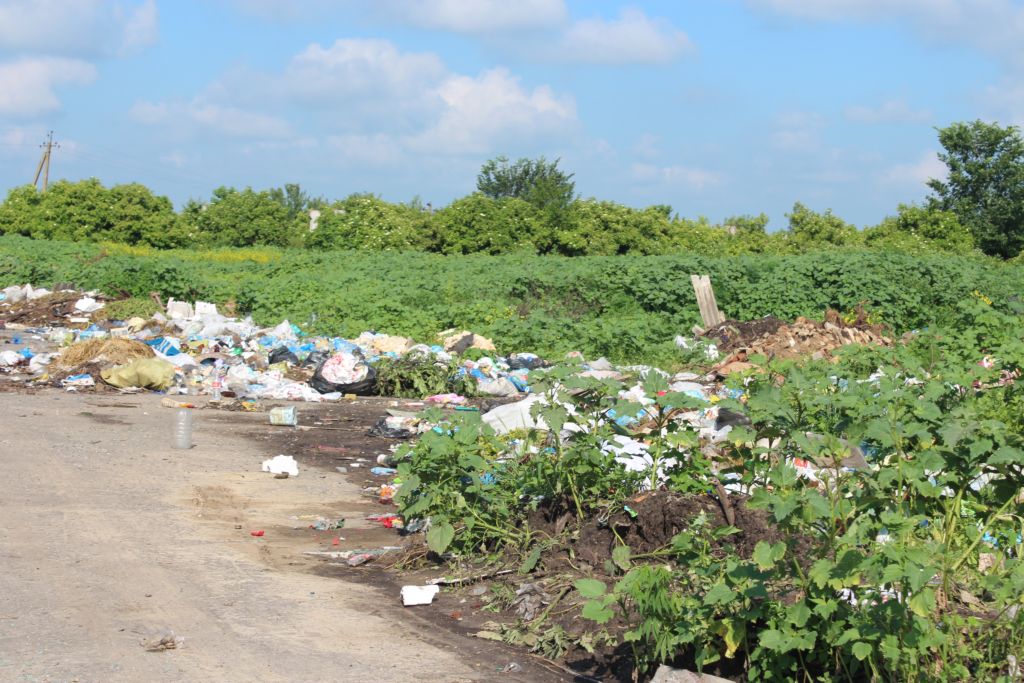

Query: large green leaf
[{"left": 426, "top": 522, "right": 455, "bottom": 554}]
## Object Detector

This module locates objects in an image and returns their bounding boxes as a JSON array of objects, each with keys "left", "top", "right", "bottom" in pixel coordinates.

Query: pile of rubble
[{"left": 703, "top": 309, "right": 892, "bottom": 363}]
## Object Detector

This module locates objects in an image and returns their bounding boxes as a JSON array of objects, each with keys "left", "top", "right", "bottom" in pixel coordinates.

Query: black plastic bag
[
  {"left": 310, "top": 361, "right": 377, "bottom": 395},
  {"left": 367, "top": 417, "right": 414, "bottom": 439},
  {"left": 268, "top": 346, "right": 299, "bottom": 365},
  {"left": 508, "top": 355, "right": 547, "bottom": 370},
  {"left": 303, "top": 350, "right": 330, "bottom": 368}
]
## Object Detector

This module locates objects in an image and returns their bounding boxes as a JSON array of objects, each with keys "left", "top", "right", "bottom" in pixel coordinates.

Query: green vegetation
[
  {"left": 393, "top": 298, "right": 1024, "bottom": 680},
  {"left": 2, "top": 235, "right": 1023, "bottom": 364}
]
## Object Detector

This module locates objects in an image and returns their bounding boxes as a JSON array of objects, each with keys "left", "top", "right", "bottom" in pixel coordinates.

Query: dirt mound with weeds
[{"left": 704, "top": 307, "right": 892, "bottom": 361}]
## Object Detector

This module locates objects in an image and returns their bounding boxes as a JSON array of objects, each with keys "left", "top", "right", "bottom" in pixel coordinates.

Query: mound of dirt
[
  {"left": 573, "top": 491, "right": 791, "bottom": 567},
  {"left": 703, "top": 308, "right": 891, "bottom": 361}
]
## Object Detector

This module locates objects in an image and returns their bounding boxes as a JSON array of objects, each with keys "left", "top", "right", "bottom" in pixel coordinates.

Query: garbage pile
[
  {"left": 0, "top": 290, "right": 555, "bottom": 401},
  {"left": 1, "top": 285, "right": 898, "bottom": 405},
  {"left": 1, "top": 284, "right": 107, "bottom": 327},
  {"left": 701, "top": 309, "right": 892, "bottom": 362}
]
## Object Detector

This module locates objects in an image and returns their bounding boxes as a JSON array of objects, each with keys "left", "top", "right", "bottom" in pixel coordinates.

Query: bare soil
[{"left": 0, "top": 388, "right": 566, "bottom": 683}]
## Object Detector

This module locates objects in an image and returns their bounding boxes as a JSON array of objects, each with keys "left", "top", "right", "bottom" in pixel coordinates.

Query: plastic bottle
[
  {"left": 212, "top": 370, "right": 222, "bottom": 401},
  {"left": 172, "top": 408, "right": 193, "bottom": 449}
]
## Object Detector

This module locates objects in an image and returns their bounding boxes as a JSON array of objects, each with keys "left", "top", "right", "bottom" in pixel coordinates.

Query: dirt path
[{"left": 0, "top": 390, "right": 553, "bottom": 683}]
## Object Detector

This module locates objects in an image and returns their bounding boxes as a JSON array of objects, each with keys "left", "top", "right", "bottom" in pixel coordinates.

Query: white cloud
[
  {"left": 118, "top": 0, "right": 158, "bottom": 55},
  {"left": 883, "top": 150, "right": 946, "bottom": 185},
  {"left": 556, "top": 8, "right": 693, "bottom": 64},
  {"left": 223, "top": 0, "right": 568, "bottom": 32},
  {"left": 160, "top": 150, "right": 187, "bottom": 168},
  {"left": 770, "top": 110, "right": 825, "bottom": 152},
  {"left": 134, "top": 41, "right": 576, "bottom": 159},
  {"left": 378, "top": 0, "right": 568, "bottom": 33},
  {"left": 409, "top": 68, "right": 576, "bottom": 155},
  {"left": 746, "top": 0, "right": 1024, "bottom": 70},
  {"left": 630, "top": 162, "right": 720, "bottom": 190},
  {"left": 0, "top": 57, "right": 97, "bottom": 116},
  {"left": 284, "top": 39, "right": 446, "bottom": 107},
  {"left": 844, "top": 99, "right": 932, "bottom": 124},
  {"left": 632, "top": 133, "right": 663, "bottom": 160},
  {"left": 326, "top": 133, "right": 405, "bottom": 167},
  {"left": 982, "top": 80, "right": 1024, "bottom": 127},
  {"left": 130, "top": 100, "right": 292, "bottom": 139},
  {"left": 0, "top": 0, "right": 158, "bottom": 57}
]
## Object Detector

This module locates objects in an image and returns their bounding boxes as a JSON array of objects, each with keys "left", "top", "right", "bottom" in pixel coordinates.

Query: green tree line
[{"left": 0, "top": 121, "right": 1018, "bottom": 258}]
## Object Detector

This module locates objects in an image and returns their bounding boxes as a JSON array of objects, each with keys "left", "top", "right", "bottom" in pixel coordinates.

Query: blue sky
[{"left": 0, "top": 0, "right": 1021, "bottom": 229}]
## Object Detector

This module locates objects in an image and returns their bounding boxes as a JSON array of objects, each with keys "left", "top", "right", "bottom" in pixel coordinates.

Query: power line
[{"left": 32, "top": 131, "right": 59, "bottom": 191}]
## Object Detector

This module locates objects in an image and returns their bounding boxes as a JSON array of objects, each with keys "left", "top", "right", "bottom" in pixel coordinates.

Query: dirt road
[{"left": 0, "top": 390, "right": 552, "bottom": 683}]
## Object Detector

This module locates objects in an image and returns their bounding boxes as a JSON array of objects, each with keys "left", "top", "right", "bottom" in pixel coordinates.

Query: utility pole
[{"left": 32, "top": 131, "right": 58, "bottom": 191}]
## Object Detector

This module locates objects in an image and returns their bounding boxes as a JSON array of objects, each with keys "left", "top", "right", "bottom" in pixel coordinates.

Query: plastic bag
[
  {"left": 508, "top": 353, "right": 546, "bottom": 370},
  {"left": 303, "top": 350, "right": 330, "bottom": 368},
  {"left": 367, "top": 416, "right": 415, "bottom": 439},
  {"left": 309, "top": 352, "right": 377, "bottom": 395},
  {"left": 268, "top": 346, "right": 299, "bottom": 365}
]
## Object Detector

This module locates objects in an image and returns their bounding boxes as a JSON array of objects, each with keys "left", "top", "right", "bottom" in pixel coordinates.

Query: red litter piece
[{"left": 250, "top": 530, "right": 265, "bottom": 537}]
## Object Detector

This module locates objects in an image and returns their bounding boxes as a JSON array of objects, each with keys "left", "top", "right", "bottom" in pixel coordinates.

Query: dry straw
[{"left": 54, "top": 338, "right": 154, "bottom": 369}]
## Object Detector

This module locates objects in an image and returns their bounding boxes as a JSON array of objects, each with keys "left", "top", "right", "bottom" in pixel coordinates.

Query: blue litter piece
[
  {"left": 145, "top": 337, "right": 181, "bottom": 357},
  {"left": 508, "top": 375, "right": 529, "bottom": 392},
  {"left": 370, "top": 467, "right": 397, "bottom": 476},
  {"left": 19, "top": 347, "right": 33, "bottom": 359}
]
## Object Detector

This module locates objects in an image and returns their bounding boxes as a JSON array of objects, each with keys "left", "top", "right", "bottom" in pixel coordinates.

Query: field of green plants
[{"left": 2, "top": 234, "right": 1023, "bottom": 366}]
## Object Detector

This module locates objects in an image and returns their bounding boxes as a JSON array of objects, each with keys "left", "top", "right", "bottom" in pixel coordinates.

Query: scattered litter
[
  {"left": 101, "top": 358, "right": 175, "bottom": 390},
  {"left": 649, "top": 664, "right": 733, "bottom": 683},
  {"left": 401, "top": 584, "right": 440, "bottom": 606},
  {"left": 73, "top": 297, "right": 104, "bottom": 313},
  {"left": 426, "top": 393, "right": 467, "bottom": 406},
  {"left": 268, "top": 405, "right": 298, "bottom": 426},
  {"left": 311, "top": 517, "right": 346, "bottom": 531},
  {"left": 61, "top": 373, "right": 95, "bottom": 389},
  {"left": 141, "top": 632, "right": 184, "bottom": 652},
  {"left": 262, "top": 454, "right": 299, "bottom": 477},
  {"left": 366, "top": 513, "right": 403, "bottom": 528}
]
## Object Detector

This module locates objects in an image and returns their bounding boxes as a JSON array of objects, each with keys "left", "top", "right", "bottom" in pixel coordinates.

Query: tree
[
  {"left": 864, "top": 203, "right": 974, "bottom": 254},
  {"left": 306, "top": 193, "right": 433, "bottom": 251},
  {"left": 0, "top": 179, "right": 183, "bottom": 247},
  {"left": 476, "top": 155, "right": 576, "bottom": 212},
  {"left": 183, "top": 187, "right": 292, "bottom": 247},
  {"left": 928, "top": 120, "right": 1024, "bottom": 258},
  {"left": 268, "top": 183, "right": 323, "bottom": 221},
  {"left": 785, "top": 202, "right": 860, "bottom": 249},
  {"left": 432, "top": 194, "right": 545, "bottom": 255}
]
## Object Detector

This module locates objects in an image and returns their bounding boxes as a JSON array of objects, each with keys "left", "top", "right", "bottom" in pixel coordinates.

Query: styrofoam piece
[
  {"left": 401, "top": 585, "right": 439, "bottom": 606},
  {"left": 261, "top": 454, "right": 299, "bottom": 477}
]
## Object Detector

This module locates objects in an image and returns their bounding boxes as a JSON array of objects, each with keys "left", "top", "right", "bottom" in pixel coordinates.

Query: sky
[{"left": 0, "top": 0, "right": 1022, "bottom": 230}]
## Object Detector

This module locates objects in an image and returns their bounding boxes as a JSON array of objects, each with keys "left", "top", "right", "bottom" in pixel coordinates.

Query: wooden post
[{"left": 691, "top": 274, "right": 725, "bottom": 328}]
